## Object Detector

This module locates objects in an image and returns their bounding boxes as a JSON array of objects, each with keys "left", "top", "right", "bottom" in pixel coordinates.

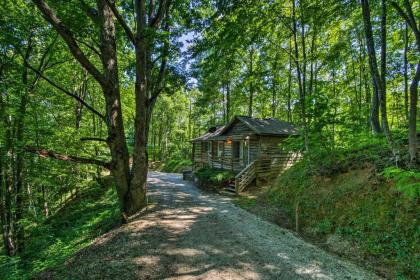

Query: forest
[{"left": 0, "top": 0, "right": 419, "bottom": 279}]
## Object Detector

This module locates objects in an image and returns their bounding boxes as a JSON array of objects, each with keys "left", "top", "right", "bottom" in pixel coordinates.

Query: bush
[{"left": 193, "top": 167, "right": 234, "bottom": 191}]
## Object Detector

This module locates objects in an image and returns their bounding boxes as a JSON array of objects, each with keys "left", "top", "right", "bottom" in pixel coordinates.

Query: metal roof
[{"left": 191, "top": 116, "right": 299, "bottom": 142}]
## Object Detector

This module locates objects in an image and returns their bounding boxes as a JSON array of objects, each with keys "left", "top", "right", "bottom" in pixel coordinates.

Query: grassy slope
[
  {"left": 0, "top": 182, "right": 120, "bottom": 280},
  {"left": 235, "top": 144, "right": 419, "bottom": 279},
  {"left": 152, "top": 159, "right": 192, "bottom": 173}
]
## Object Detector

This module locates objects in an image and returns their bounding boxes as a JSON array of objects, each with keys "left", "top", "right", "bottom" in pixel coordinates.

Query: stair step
[
  {"left": 220, "top": 185, "right": 236, "bottom": 196},
  {"left": 220, "top": 190, "right": 236, "bottom": 196}
]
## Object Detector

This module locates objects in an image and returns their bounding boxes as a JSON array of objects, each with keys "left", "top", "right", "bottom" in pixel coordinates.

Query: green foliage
[
  {"left": 0, "top": 182, "right": 120, "bottom": 280},
  {"left": 193, "top": 167, "right": 234, "bottom": 190},
  {"left": 382, "top": 167, "right": 420, "bottom": 200},
  {"left": 234, "top": 196, "right": 257, "bottom": 210},
  {"left": 267, "top": 142, "right": 419, "bottom": 279},
  {"left": 159, "top": 159, "right": 192, "bottom": 173}
]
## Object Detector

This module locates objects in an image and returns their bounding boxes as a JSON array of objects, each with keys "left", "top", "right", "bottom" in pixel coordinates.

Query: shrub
[{"left": 193, "top": 167, "right": 234, "bottom": 191}]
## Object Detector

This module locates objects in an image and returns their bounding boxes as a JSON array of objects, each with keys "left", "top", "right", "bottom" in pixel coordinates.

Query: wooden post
[
  {"left": 192, "top": 142, "right": 195, "bottom": 171},
  {"left": 295, "top": 201, "right": 300, "bottom": 233}
]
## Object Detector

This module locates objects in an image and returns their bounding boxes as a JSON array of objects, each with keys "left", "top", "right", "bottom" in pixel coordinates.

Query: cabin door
[{"left": 242, "top": 140, "right": 249, "bottom": 165}]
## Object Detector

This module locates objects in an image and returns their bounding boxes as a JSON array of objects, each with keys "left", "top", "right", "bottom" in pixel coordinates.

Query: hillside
[
  {"left": 235, "top": 142, "right": 420, "bottom": 279},
  {"left": 0, "top": 180, "right": 121, "bottom": 280}
]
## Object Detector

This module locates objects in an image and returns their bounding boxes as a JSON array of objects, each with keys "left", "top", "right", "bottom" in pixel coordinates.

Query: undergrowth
[
  {"left": 151, "top": 159, "right": 192, "bottom": 173},
  {"left": 193, "top": 166, "right": 234, "bottom": 191},
  {"left": 0, "top": 182, "right": 120, "bottom": 280},
  {"left": 267, "top": 139, "right": 419, "bottom": 279}
]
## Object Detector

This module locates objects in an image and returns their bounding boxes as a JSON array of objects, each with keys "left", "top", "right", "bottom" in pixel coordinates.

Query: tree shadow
[{"left": 37, "top": 172, "right": 377, "bottom": 280}]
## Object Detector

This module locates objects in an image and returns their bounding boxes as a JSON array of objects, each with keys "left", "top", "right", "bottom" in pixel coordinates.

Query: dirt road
[{"left": 61, "top": 171, "right": 380, "bottom": 279}]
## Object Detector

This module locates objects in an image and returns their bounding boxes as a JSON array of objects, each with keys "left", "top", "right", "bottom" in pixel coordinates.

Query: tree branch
[
  {"left": 149, "top": 0, "right": 168, "bottom": 28},
  {"left": 391, "top": 0, "right": 420, "bottom": 52},
  {"left": 80, "top": 137, "right": 108, "bottom": 142},
  {"left": 105, "top": 0, "right": 136, "bottom": 44},
  {"left": 79, "top": 0, "right": 100, "bottom": 24},
  {"left": 25, "top": 146, "right": 112, "bottom": 169},
  {"left": 26, "top": 63, "right": 106, "bottom": 120},
  {"left": 32, "top": 0, "right": 107, "bottom": 86}
]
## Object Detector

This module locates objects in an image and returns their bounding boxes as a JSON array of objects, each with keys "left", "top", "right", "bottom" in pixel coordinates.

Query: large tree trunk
[
  {"left": 96, "top": 0, "right": 134, "bottom": 216},
  {"left": 32, "top": 0, "right": 170, "bottom": 217}
]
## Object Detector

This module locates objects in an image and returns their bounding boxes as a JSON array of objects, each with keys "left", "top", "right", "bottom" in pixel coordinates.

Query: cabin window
[
  {"left": 211, "top": 142, "right": 218, "bottom": 156},
  {"left": 218, "top": 141, "right": 224, "bottom": 157},
  {"left": 201, "top": 142, "right": 208, "bottom": 153}
]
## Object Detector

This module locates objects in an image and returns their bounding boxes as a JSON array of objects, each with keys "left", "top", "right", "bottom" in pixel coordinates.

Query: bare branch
[
  {"left": 26, "top": 63, "right": 106, "bottom": 120},
  {"left": 25, "top": 146, "right": 112, "bottom": 169}
]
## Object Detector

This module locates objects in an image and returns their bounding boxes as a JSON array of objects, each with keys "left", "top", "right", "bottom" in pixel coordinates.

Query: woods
[{"left": 0, "top": 0, "right": 419, "bottom": 278}]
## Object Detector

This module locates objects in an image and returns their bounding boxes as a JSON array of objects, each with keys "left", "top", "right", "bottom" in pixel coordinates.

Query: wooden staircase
[{"left": 221, "top": 160, "right": 257, "bottom": 195}]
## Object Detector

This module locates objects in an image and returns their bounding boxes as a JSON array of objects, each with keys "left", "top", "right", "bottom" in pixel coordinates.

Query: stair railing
[{"left": 234, "top": 160, "right": 257, "bottom": 193}]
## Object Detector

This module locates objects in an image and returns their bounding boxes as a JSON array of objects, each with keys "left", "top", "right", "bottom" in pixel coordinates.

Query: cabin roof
[
  {"left": 191, "top": 116, "right": 299, "bottom": 142},
  {"left": 222, "top": 116, "right": 299, "bottom": 136},
  {"left": 191, "top": 125, "right": 225, "bottom": 142}
]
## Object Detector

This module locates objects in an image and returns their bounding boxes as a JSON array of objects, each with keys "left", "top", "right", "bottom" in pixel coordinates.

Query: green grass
[
  {"left": 0, "top": 182, "right": 121, "bottom": 280},
  {"left": 234, "top": 196, "right": 257, "bottom": 210},
  {"left": 266, "top": 143, "right": 420, "bottom": 279},
  {"left": 159, "top": 159, "right": 192, "bottom": 173}
]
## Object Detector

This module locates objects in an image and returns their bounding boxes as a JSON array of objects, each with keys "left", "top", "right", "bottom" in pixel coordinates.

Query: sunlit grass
[{"left": 0, "top": 184, "right": 120, "bottom": 280}]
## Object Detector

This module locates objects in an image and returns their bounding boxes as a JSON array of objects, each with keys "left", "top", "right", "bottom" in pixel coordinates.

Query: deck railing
[{"left": 234, "top": 160, "right": 257, "bottom": 193}]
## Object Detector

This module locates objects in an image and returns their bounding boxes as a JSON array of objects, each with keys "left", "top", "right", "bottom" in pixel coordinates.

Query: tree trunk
[
  {"left": 287, "top": 38, "right": 293, "bottom": 122},
  {"left": 408, "top": 62, "right": 419, "bottom": 163},
  {"left": 33, "top": 0, "right": 170, "bottom": 217},
  {"left": 404, "top": 22, "right": 409, "bottom": 122},
  {"left": 248, "top": 48, "right": 254, "bottom": 117},
  {"left": 226, "top": 80, "right": 231, "bottom": 121},
  {"left": 75, "top": 68, "right": 88, "bottom": 129},
  {"left": 379, "top": 0, "right": 398, "bottom": 161},
  {"left": 292, "top": 0, "right": 308, "bottom": 150},
  {"left": 361, "top": 0, "right": 381, "bottom": 134},
  {"left": 96, "top": 0, "right": 134, "bottom": 217}
]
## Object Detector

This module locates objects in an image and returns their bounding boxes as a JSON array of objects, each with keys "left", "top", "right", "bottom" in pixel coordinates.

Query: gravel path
[{"left": 62, "top": 171, "right": 381, "bottom": 280}]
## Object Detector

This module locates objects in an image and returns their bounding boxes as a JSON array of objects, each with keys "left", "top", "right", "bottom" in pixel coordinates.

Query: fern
[{"left": 381, "top": 167, "right": 420, "bottom": 200}]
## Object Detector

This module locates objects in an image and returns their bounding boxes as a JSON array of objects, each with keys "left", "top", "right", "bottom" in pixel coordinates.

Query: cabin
[{"left": 191, "top": 116, "right": 301, "bottom": 193}]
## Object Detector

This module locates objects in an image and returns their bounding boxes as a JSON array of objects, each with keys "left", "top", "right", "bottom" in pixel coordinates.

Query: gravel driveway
[{"left": 62, "top": 171, "right": 381, "bottom": 280}]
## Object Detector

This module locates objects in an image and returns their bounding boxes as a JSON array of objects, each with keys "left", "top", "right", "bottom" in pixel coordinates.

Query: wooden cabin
[{"left": 191, "top": 116, "right": 301, "bottom": 193}]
